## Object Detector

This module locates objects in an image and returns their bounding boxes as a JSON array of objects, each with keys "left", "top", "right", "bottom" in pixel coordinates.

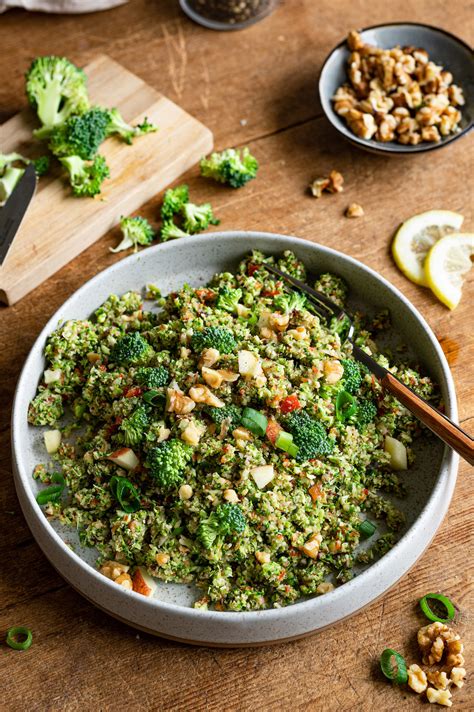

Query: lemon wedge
[
  {"left": 392, "top": 210, "right": 464, "bottom": 286},
  {"left": 425, "top": 233, "right": 474, "bottom": 309}
]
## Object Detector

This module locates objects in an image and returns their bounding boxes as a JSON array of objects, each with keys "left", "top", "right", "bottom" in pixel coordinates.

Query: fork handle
[{"left": 381, "top": 372, "right": 474, "bottom": 466}]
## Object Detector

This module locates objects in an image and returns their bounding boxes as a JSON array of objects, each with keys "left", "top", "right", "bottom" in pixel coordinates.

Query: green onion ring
[
  {"left": 110, "top": 475, "right": 141, "bottom": 513},
  {"left": 380, "top": 648, "right": 408, "bottom": 684},
  {"left": 143, "top": 389, "right": 163, "bottom": 405},
  {"left": 336, "top": 390, "right": 357, "bottom": 422},
  {"left": 358, "top": 519, "right": 376, "bottom": 539},
  {"left": 419, "top": 593, "right": 455, "bottom": 623},
  {"left": 6, "top": 627, "right": 33, "bottom": 651}
]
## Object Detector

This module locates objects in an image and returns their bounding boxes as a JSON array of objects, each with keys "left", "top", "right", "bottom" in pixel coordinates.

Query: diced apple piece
[
  {"left": 300, "top": 533, "right": 323, "bottom": 559},
  {"left": 44, "top": 368, "right": 62, "bottom": 384},
  {"left": 251, "top": 464, "right": 274, "bottom": 489},
  {"left": 238, "top": 350, "right": 263, "bottom": 378},
  {"left": 107, "top": 447, "right": 139, "bottom": 471},
  {"left": 384, "top": 436, "right": 408, "bottom": 470},
  {"left": 44, "top": 429, "right": 61, "bottom": 454},
  {"left": 132, "top": 566, "right": 158, "bottom": 597}
]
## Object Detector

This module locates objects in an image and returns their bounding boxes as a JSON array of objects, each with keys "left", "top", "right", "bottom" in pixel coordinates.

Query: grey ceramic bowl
[
  {"left": 319, "top": 23, "right": 473, "bottom": 155},
  {"left": 12, "top": 232, "right": 459, "bottom": 646}
]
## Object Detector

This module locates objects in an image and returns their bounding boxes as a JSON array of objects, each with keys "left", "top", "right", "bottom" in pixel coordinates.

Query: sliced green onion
[
  {"left": 241, "top": 407, "right": 268, "bottom": 437},
  {"left": 336, "top": 390, "right": 357, "bottom": 422},
  {"left": 275, "top": 430, "right": 299, "bottom": 457},
  {"left": 419, "top": 593, "right": 455, "bottom": 623},
  {"left": 36, "top": 473, "right": 66, "bottom": 505},
  {"left": 143, "top": 389, "right": 163, "bottom": 405},
  {"left": 6, "top": 627, "right": 33, "bottom": 651},
  {"left": 380, "top": 648, "right": 408, "bottom": 684},
  {"left": 109, "top": 475, "right": 141, "bottom": 513},
  {"left": 358, "top": 519, "right": 376, "bottom": 539}
]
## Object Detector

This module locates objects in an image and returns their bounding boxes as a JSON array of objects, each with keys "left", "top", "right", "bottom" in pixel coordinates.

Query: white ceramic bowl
[{"left": 12, "top": 232, "right": 459, "bottom": 646}]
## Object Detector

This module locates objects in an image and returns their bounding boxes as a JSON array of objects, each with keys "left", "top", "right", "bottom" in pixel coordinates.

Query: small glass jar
[{"left": 179, "top": 0, "right": 279, "bottom": 31}]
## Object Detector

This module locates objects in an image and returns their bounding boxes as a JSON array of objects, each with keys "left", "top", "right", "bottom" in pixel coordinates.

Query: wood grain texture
[
  {"left": 0, "top": 55, "right": 213, "bottom": 304},
  {"left": 0, "top": 1, "right": 473, "bottom": 710}
]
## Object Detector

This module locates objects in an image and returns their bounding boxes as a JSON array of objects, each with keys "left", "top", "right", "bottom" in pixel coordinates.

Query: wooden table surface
[{"left": 0, "top": 2, "right": 472, "bottom": 710}]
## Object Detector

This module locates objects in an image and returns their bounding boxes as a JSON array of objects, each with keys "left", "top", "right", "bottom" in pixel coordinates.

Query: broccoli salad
[{"left": 28, "top": 250, "right": 436, "bottom": 611}]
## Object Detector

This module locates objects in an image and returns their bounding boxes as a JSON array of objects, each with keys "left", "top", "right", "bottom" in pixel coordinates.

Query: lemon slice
[
  {"left": 392, "top": 210, "right": 464, "bottom": 286},
  {"left": 425, "top": 233, "right": 474, "bottom": 309}
]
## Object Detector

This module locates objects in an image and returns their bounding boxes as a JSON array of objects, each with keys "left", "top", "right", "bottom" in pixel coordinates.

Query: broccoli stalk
[
  {"left": 0, "top": 167, "right": 24, "bottom": 205},
  {"left": 0, "top": 153, "right": 50, "bottom": 205},
  {"left": 109, "top": 332, "right": 154, "bottom": 365},
  {"left": 286, "top": 410, "right": 334, "bottom": 462},
  {"left": 200, "top": 147, "right": 258, "bottom": 188},
  {"left": 26, "top": 56, "right": 89, "bottom": 136},
  {"left": 161, "top": 184, "right": 189, "bottom": 222},
  {"left": 48, "top": 108, "right": 110, "bottom": 159},
  {"left": 197, "top": 503, "right": 246, "bottom": 549},
  {"left": 274, "top": 290, "right": 307, "bottom": 314},
  {"left": 110, "top": 216, "right": 155, "bottom": 253},
  {"left": 105, "top": 108, "right": 157, "bottom": 145},
  {"left": 216, "top": 286, "right": 243, "bottom": 313},
  {"left": 160, "top": 222, "right": 190, "bottom": 242},
  {"left": 59, "top": 154, "right": 110, "bottom": 198},
  {"left": 181, "top": 202, "right": 220, "bottom": 234},
  {"left": 147, "top": 439, "right": 193, "bottom": 490},
  {"left": 190, "top": 326, "right": 237, "bottom": 354}
]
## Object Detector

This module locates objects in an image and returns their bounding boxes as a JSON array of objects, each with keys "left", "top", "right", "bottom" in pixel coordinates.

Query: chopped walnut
[
  {"left": 327, "top": 170, "right": 344, "bottom": 193},
  {"left": 269, "top": 312, "right": 290, "bottom": 332},
  {"left": 167, "top": 386, "right": 196, "bottom": 415},
  {"left": 332, "top": 33, "right": 464, "bottom": 146},
  {"left": 449, "top": 667, "right": 466, "bottom": 688},
  {"left": 115, "top": 572, "right": 133, "bottom": 590},
  {"left": 426, "top": 687, "right": 452, "bottom": 707},
  {"left": 408, "top": 664, "right": 428, "bottom": 694},
  {"left": 446, "top": 638, "right": 465, "bottom": 668},
  {"left": 345, "top": 203, "right": 364, "bottom": 218},
  {"left": 316, "top": 581, "right": 335, "bottom": 594},
  {"left": 299, "top": 533, "right": 323, "bottom": 559},
  {"left": 199, "top": 347, "right": 220, "bottom": 368},
  {"left": 417, "top": 622, "right": 462, "bottom": 667},
  {"left": 189, "top": 384, "right": 225, "bottom": 408},
  {"left": 99, "top": 561, "right": 130, "bottom": 581},
  {"left": 310, "top": 177, "right": 330, "bottom": 198},
  {"left": 323, "top": 359, "right": 344, "bottom": 384},
  {"left": 427, "top": 670, "right": 449, "bottom": 691}
]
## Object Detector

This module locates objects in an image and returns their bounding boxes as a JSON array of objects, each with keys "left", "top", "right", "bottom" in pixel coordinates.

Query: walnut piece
[
  {"left": 449, "top": 667, "right": 466, "bottom": 688},
  {"left": 345, "top": 203, "right": 364, "bottom": 218},
  {"left": 426, "top": 670, "right": 449, "bottom": 691},
  {"left": 407, "top": 664, "right": 428, "bottom": 694},
  {"left": 426, "top": 687, "right": 452, "bottom": 707}
]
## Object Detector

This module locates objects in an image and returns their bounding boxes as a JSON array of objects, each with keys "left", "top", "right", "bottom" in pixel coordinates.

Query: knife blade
[{"left": 0, "top": 163, "right": 37, "bottom": 267}]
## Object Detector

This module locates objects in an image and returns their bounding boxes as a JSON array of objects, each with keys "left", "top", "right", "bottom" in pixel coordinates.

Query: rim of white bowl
[{"left": 12, "top": 231, "right": 458, "bottom": 627}]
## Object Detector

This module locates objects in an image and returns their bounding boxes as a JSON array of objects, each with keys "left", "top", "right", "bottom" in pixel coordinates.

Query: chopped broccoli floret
[
  {"left": 26, "top": 56, "right": 89, "bottom": 135},
  {"left": 216, "top": 286, "right": 243, "bottom": 313},
  {"left": 110, "top": 216, "right": 155, "bottom": 253},
  {"left": 27, "top": 389, "right": 64, "bottom": 426},
  {"left": 59, "top": 154, "right": 109, "bottom": 197},
  {"left": 33, "top": 155, "right": 50, "bottom": 176},
  {"left": 205, "top": 404, "right": 242, "bottom": 429},
  {"left": 181, "top": 202, "right": 220, "bottom": 234},
  {"left": 341, "top": 359, "right": 363, "bottom": 394},
  {"left": 48, "top": 108, "right": 110, "bottom": 159},
  {"left": 190, "top": 326, "right": 237, "bottom": 354},
  {"left": 356, "top": 399, "right": 377, "bottom": 428},
  {"left": 119, "top": 405, "right": 149, "bottom": 446},
  {"left": 135, "top": 366, "right": 169, "bottom": 389},
  {"left": 109, "top": 332, "right": 153, "bottom": 365},
  {"left": 197, "top": 503, "right": 246, "bottom": 549},
  {"left": 146, "top": 439, "right": 193, "bottom": 490},
  {"left": 273, "top": 290, "right": 307, "bottom": 314},
  {"left": 286, "top": 410, "right": 334, "bottom": 462},
  {"left": 160, "top": 222, "right": 190, "bottom": 242},
  {"left": 161, "top": 184, "right": 189, "bottom": 222},
  {"left": 200, "top": 147, "right": 258, "bottom": 188},
  {"left": 105, "top": 107, "right": 157, "bottom": 144}
]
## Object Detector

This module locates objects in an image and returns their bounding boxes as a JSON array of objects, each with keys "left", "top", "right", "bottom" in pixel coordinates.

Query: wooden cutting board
[{"left": 0, "top": 55, "right": 213, "bottom": 305}]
